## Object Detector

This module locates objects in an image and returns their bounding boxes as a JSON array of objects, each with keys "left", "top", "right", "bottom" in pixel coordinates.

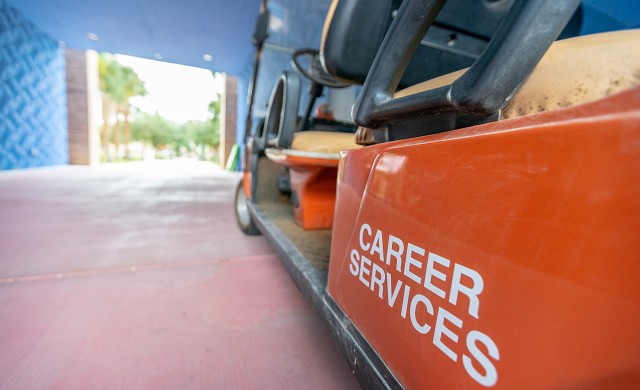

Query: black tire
[{"left": 234, "top": 180, "right": 261, "bottom": 236}]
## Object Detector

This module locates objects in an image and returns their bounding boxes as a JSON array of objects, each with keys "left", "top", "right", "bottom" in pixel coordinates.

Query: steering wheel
[{"left": 291, "top": 48, "right": 351, "bottom": 89}]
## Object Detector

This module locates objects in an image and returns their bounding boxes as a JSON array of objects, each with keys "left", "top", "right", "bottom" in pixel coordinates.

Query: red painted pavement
[{"left": 0, "top": 161, "right": 359, "bottom": 389}]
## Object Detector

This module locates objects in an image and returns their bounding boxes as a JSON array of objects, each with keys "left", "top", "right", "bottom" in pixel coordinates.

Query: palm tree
[
  {"left": 98, "top": 54, "right": 121, "bottom": 161},
  {"left": 118, "top": 67, "right": 147, "bottom": 159},
  {"left": 98, "top": 54, "right": 147, "bottom": 161}
]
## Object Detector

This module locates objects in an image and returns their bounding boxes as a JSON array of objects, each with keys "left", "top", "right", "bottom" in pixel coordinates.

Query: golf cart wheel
[{"left": 235, "top": 180, "right": 260, "bottom": 236}]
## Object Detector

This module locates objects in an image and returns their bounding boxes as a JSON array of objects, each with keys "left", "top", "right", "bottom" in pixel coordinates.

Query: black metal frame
[
  {"left": 242, "top": 1, "right": 270, "bottom": 172},
  {"left": 290, "top": 49, "right": 352, "bottom": 133},
  {"left": 353, "top": 0, "right": 581, "bottom": 140},
  {"left": 295, "top": 81, "right": 325, "bottom": 133}
]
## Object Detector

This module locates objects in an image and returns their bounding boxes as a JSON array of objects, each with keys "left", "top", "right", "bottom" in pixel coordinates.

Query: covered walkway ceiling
[{"left": 7, "top": 0, "right": 260, "bottom": 75}]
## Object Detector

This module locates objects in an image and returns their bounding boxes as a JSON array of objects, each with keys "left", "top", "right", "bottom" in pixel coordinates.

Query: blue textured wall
[{"left": 0, "top": 0, "right": 68, "bottom": 170}]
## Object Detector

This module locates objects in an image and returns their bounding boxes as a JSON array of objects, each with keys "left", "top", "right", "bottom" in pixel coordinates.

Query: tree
[
  {"left": 98, "top": 54, "right": 121, "bottom": 161},
  {"left": 183, "top": 119, "right": 219, "bottom": 159},
  {"left": 208, "top": 97, "right": 220, "bottom": 121},
  {"left": 131, "top": 112, "right": 177, "bottom": 151},
  {"left": 203, "top": 95, "right": 222, "bottom": 160},
  {"left": 97, "top": 54, "right": 147, "bottom": 161},
  {"left": 118, "top": 66, "right": 147, "bottom": 159},
  {"left": 129, "top": 110, "right": 223, "bottom": 161}
]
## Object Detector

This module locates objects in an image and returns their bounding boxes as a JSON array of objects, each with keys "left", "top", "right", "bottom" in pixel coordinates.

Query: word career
[{"left": 349, "top": 223, "right": 500, "bottom": 387}]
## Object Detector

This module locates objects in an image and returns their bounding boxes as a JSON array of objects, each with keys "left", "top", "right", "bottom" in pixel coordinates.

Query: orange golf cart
[{"left": 235, "top": 0, "right": 640, "bottom": 388}]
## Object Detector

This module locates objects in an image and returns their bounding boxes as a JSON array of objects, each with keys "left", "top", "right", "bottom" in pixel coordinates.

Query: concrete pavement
[{"left": 0, "top": 160, "right": 359, "bottom": 389}]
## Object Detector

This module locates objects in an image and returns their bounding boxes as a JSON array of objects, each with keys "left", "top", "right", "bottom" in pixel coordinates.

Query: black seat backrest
[
  {"left": 263, "top": 71, "right": 301, "bottom": 149},
  {"left": 320, "top": 0, "right": 514, "bottom": 88}
]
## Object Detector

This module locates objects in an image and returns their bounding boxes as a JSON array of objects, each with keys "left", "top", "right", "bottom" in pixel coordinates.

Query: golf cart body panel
[{"left": 329, "top": 87, "right": 640, "bottom": 388}]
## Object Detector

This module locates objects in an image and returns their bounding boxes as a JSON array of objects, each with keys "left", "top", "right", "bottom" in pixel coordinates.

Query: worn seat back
[
  {"left": 395, "top": 29, "right": 640, "bottom": 120},
  {"left": 320, "top": 0, "right": 518, "bottom": 87}
]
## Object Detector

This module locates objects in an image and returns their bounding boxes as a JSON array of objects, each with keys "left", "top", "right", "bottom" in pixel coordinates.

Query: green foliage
[
  {"left": 184, "top": 119, "right": 219, "bottom": 148},
  {"left": 99, "top": 54, "right": 148, "bottom": 161},
  {"left": 208, "top": 98, "right": 220, "bottom": 120},
  {"left": 131, "top": 95, "right": 221, "bottom": 158},
  {"left": 98, "top": 54, "right": 147, "bottom": 103},
  {"left": 101, "top": 60, "right": 222, "bottom": 161},
  {"left": 131, "top": 112, "right": 178, "bottom": 148}
]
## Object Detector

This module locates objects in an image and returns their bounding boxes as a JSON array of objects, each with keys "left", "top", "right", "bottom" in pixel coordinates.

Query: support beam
[
  {"left": 65, "top": 49, "right": 100, "bottom": 165},
  {"left": 220, "top": 74, "right": 238, "bottom": 169}
]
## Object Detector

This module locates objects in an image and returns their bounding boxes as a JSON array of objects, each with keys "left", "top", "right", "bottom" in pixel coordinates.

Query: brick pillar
[
  {"left": 219, "top": 74, "right": 238, "bottom": 168},
  {"left": 65, "top": 49, "right": 100, "bottom": 165}
]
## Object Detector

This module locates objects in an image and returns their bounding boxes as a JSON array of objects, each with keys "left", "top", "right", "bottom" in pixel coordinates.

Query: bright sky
[{"left": 115, "top": 54, "right": 225, "bottom": 124}]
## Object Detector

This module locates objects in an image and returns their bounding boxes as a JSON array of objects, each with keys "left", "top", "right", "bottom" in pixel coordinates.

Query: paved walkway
[{"left": 0, "top": 160, "right": 358, "bottom": 389}]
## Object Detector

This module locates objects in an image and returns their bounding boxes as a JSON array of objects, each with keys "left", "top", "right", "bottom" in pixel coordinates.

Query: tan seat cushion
[
  {"left": 291, "top": 130, "right": 360, "bottom": 154},
  {"left": 395, "top": 29, "right": 640, "bottom": 120}
]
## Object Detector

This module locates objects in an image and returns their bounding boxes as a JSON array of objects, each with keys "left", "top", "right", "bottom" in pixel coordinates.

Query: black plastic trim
[
  {"left": 264, "top": 71, "right": 301, "bottom": 149},
  {"left": 353, "top": 0, "right": 581, "bottom": 138}
]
